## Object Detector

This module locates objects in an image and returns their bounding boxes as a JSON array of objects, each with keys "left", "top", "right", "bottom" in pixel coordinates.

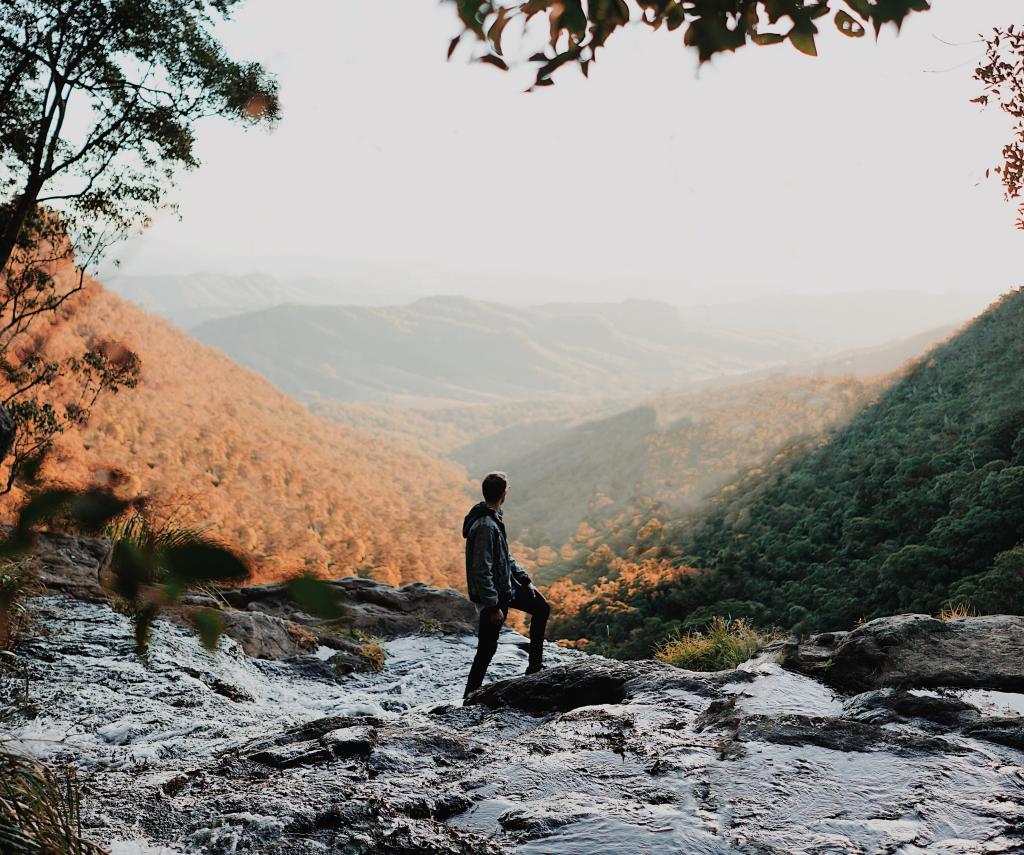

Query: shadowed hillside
[{"left": 1, "top": 279, "right": 470, "bottom": 587}]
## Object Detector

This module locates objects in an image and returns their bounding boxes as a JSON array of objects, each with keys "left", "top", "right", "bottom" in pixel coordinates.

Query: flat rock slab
[
  {"left": 781, "top": 614, "right": 1024, "bottom": 693},
  {"left": 466, "top": 658, "right": 736, "bottom": 713},
  {"left": 244, "top": 717, "right": 379, "bottom": 768}
]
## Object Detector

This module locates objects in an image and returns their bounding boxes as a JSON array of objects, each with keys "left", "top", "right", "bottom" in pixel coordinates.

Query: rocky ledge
[
  {"left": 25, "top": 529, "right": 477, "bottom": 669},
  {"left": 5, "top": 539, "right": 1024, "bottom": 853},
  {"left": 778, "top": 612, "right": 1024, "bottom": 693}
]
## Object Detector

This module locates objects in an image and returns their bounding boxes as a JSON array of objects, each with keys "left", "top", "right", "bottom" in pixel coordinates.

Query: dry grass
[
  {"left": 939, "top": 602, "right": 977, "bottom": 621},
  {"left": 0, "top": 561, "right": 40, "bottom": 651},
  {"left": 0, "top": 749, "right": 104, "bottom": 855},
  {"left": 359, "top": 641, "right": 386, "bottom": 672},
  {"left": 654, "top": 616, "right": 763, "bottom": 671}
]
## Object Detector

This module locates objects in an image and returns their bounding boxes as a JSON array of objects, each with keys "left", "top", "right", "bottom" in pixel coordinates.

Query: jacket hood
[{"left": 462, "top": 501, "right": 498, "bottom": 538}]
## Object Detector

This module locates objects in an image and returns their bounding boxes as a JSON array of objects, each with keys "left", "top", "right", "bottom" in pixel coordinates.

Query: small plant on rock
[
  {"left": 655, "top": 616, "right": 763, "bottom": 672},
  {"left": 103, "top": 511, "right": 249, "bottom": 655},
  {"left": 939, "top": 602, "right": 977, "bottom": 621},
  {"left": 359, "top": 641, "right": 386, "bottom": 673}
]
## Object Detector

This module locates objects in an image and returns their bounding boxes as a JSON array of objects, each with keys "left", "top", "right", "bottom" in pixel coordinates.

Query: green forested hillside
[{"left": 550, "top": 291, "right": 1024, "bottom": 657}]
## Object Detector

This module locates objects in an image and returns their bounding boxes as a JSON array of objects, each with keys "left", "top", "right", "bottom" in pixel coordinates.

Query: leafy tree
[
  {"left": 974, "top": 25, "right": 1024, "bottom": 228},
  {"left": 0, "top": 0, "right": 278, "bottom": 486}
]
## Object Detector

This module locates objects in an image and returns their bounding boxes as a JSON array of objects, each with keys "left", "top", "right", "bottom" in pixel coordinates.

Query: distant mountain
[
  {"left": 549, "top": 290, "right": 1024, "bottom": 656},
  {"left": 9, "top": 278, "right": 470, "bottom": 587},
  {"left": 317, "top": 323, "right": 962, "bottom": 488},
  {"left": 788, "top": 324, "right": 957, "bottom": 376},
  {"left": 192, "top": 297, "right": 817, "bottom": 404},
  {"left": 103, "top": 272, "right": 415, "bottom": 327},
  {"left": 686, "top": 290, "right": 989, "bottom": 351}
]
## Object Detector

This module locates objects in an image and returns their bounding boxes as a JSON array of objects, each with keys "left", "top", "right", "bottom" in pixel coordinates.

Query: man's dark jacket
[{"left": 463, "top": 502, "right": 532, "bottom": 609}]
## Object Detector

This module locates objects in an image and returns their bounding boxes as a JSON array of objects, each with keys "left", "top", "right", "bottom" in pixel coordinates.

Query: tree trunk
[{"left": 0, "top": 180, "right": 43, "bottom": 275}]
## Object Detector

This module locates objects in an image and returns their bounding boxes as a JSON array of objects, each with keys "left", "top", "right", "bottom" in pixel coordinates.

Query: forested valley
[{"left": 547, "top": 291, "right": 1024, "bottom": 658}]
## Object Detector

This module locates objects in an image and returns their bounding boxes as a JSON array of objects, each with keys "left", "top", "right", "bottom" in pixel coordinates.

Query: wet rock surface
[
  {"left": 782, "top": 613, "right": 1024, "bottom": 692},
  {"left": 24, "top": 531, "right": 476, "bottom": 667},
  {"left": 217, "top": 576, "right": 479, "bottom": 638},
  {"left": 3, "top": 596, "right": 1024, "bottom": 854}
]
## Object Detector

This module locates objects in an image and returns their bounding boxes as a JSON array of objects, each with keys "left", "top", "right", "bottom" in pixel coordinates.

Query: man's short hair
[{"left": 482, "top": 471, "right": 508, "bottom": 503}]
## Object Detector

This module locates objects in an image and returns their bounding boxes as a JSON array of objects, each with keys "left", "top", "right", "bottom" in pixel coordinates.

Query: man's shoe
[{"left": 525, "top": 663, "right": 544, "bottom": 676}]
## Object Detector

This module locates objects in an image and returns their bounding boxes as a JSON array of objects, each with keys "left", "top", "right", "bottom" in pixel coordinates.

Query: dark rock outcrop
[
  {"left": 24, "top": 530, "right": 111, "bottom": 603},
  {"left": 779, "top": 614, "right": 1024, "bottom": 693},
  {"left": 466, "top": 657, "right": 746, "bottom": 713},
  {"left": 217, "top": 609, "right": 320, "bottom": 660},
  {"left": 243, "top": 714, "right": 381, "bottom": 768},
  {"left": 843, "top": 688, "right": 979, "bottom": 727}
]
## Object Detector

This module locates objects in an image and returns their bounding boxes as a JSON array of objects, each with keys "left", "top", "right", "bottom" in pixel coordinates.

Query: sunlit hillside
[
  {"left": 500, "top": 375, "right": 885, "bottom": 565},
  {"left": 3, "top": 279, "right": 470, "bottom": 587}
]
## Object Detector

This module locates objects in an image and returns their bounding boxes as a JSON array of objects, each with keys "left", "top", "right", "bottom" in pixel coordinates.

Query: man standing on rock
[{"left": 463, "top": 471, "right": 551, "bottom": 698}]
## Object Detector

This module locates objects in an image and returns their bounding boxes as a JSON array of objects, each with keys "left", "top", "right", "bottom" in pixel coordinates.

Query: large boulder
[
  {"left": 22, "top": 530, "right": 111, "bottom": 603},
  {"left": 780, "top": 613, "right": 1024, "bottom": 693},
  {"left": 217, "top": 609, "right": 319, "bottom": 660}
]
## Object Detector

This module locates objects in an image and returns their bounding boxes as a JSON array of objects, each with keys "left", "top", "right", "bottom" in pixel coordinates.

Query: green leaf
[
  {"left": 287, "top": 573, "right": 345, "bottom": 621},
  {"left": 69, "top": 491, "right": 133, "bottom": 533},
  {"left": 108, "top": 541, "right": 151, "bottom": 603},
  {"left": 163, "top": 543, "right": 250, "bottom": 584},
  {"left": 16, "top": 489, "right": 76, "bottom": 535},
  {"left": 835, "top": 10, "right": 866, "bottom": 38},
  {"left": 789, "top": 28, "right": 818, "bottom": 56},
  {"left": 844, "top": 0, "right": 872, "bottom": 18},
  {"left": 750, "top": 31, "right": 785, "bottom": 46},
  {"left": 487, "top": 7, "right": 513, "bottom": 55},
  {"left": 133, "top": 600, "right": 160, "bottom": 657},
  {"left": 189, "top": 608, "right": 225, "bottom": 652},
  {"left": 479, "top": 54, "right": 510, "bottom": 71}
]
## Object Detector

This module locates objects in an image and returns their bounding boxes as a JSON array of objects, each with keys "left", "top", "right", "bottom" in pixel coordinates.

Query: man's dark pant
[{"left": 464, "top": 586, "right": 550, "bottom": 698}]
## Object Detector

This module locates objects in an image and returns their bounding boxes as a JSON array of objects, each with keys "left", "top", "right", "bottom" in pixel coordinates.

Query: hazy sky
[{"left": 105, "top": 1, "right": 1024, "bottom": 305}]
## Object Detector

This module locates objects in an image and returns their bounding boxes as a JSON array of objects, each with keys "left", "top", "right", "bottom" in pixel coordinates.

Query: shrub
[
  {"left": 654, "top": 616, "right": 763, "bottom": 671},
  {"left": 103, "top": 512, "right": 249, "bottom": 655},
  {"left": 359, "top": 641, "right": 386, "bottom": 673},
  {"left": 0, "top": 749, "right": 103, "bottom": 855}
]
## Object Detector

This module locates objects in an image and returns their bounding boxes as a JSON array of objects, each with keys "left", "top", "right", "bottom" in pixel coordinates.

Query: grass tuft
[
  {"left": 654, "top": 616, "right": 763, "bottom": 671},
  {"left": 0, "top": 749, "right": 104, "bottom": 855},
  {"left": 939, "top": 602, "right": 977, "bottom": 621},
  {"left": 0, "top": 560, "right": 40, "bottom": 652},
  {"left": 359, "top": 641, "right": 386, "bottom": 672}
]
